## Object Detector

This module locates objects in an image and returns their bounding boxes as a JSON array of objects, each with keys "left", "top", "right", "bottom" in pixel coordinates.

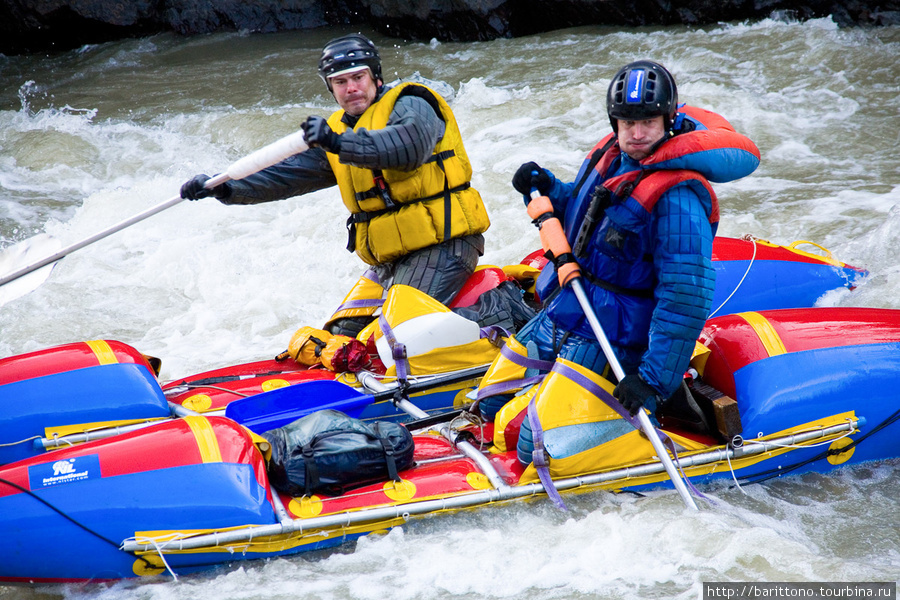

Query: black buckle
[
  {"left": 345, "top": 215, "right": 357, "bottom": 252},
  {"left": 373, "top": 175, "right": 397, "bottom": 209},
  {"left": 392, "top": 343, "right": 408, "bottom": 361}
]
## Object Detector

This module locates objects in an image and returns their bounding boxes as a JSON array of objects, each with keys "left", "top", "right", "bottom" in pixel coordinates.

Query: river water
[{"left": 1, "top": 16, "right": 899, "bottom": 600}]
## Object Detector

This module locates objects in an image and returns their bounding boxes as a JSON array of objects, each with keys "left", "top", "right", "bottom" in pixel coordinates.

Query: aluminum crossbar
[{"left": 121, "top": 419, "right": 857, "bottom": 554}]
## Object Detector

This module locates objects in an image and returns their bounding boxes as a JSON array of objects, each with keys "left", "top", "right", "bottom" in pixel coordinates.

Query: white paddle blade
[
  {"left": 0, "top": 128, "right": 309, "bottom": 300},
  {"left": 0, "top": 234, "right": 62, "bottom": 306}
]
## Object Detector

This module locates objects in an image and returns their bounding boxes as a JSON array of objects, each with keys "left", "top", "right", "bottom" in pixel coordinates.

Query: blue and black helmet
[
  {"left": 607, "top": 60, "right": 678, "bottom": 132},
  {"left": 318, "top": 34, "right": 382, "bottom": 92}
]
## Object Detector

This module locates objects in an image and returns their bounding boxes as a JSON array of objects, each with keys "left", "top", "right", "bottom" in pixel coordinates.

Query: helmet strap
[{"left": 645, "top": 131, "right": 673, "bottom": 158}]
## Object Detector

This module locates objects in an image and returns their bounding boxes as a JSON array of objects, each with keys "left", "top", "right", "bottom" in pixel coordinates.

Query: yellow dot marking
[
  {"left": 182, "top": 394, "right": 213, "bottom": 412},
  {"left": 383, "top": 479, "right": 416, "bottom": 501},
  {"left": 827, "top": 437, "right": 856, "bottom": 465},
  {"left": 336, "top": 372, "right": 360, "bottom": 386},
  {"left": 85, "top": 340, "right": 118, "bottom": 365},
  {"left": 737, "top": 312, "right": 787, "bottom": 357},
  {"left": 261, "top": 378, "right": 289, "bottom": 392},
  {"left": 289, "top": 496, "right": 323, "bottom": 518},
  {"left": 133, "top": 556, "right": 165, "bottom": 577},
  {"left": 466, "top": 472, "right": 492, "bottom": 490},
  {"left": 454, "top": 387, "right": 474, "bottom": 408},
  {"left": 183, "top": 416, "right": 222, "bottom": 463}
]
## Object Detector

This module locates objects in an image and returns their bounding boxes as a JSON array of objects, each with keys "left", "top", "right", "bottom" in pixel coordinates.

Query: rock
[{"left": 1, "top": 0, "right": 898, "bottom": 56}]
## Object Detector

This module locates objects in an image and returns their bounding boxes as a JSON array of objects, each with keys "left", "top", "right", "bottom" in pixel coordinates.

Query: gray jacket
[{"left": 220, "top": 90, "right": 446, "bottom": 205}]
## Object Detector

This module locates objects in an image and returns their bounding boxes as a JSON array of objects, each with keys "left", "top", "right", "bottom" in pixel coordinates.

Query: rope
[
  {"left": 448, "top": 411, "right": 488, "bottom": 451},
  {"left": 129, "top": 536, "right": 179, "bottom": 581},
  {"left": 708, "top": 235, "right": 758, "bottom": 319},
  {"left": 0, "top": 434, "right": 41, "bottom": 448},
  {"left": 727, "top": 414, "right": 894, "bottom": 488},
  {"left": 725, "top": 448, "right": 749, "bottom": 495}
]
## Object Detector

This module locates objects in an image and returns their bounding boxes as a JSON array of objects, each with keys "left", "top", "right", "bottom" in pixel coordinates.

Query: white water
[{"left": 1, "top": 17, "right": 899, "bottom": 599}]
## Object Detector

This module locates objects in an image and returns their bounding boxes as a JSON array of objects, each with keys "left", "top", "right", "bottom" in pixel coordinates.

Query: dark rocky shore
[{"left": 2, "top": 0, "right": 898, "bottom": 55}]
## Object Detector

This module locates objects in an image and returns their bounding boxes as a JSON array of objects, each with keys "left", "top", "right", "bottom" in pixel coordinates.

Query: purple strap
[
  {"left": 479, "top": 325, "right": 509, "bottom": 344},
  {"left": 527, "top": 395, "right": 568, "bottom": 511},
  {"left": 501, "top": 343, "right": 556, "bottom": 372},
  {"left": 362, "top": 268, "right": 382, "bottom": 286},
  {"left": 378, "top": 313, "right": 409, "bottom": 381},
  {"left": 335, "top": 298, "right": 385, "bottom": 312},
  {"left": 474, "top": 341, "right": 553, "bottom": 401},
  {"left": 475, "top": 376, "right": 545, "bottom": 401},
  {"left": 332, "top": 269, "right": 385, "bottom": 313}
]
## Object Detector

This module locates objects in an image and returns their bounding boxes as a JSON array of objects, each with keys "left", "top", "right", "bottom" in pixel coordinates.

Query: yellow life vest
[{"left": 325, "top": 82, "right": 490, "bottom": 265}]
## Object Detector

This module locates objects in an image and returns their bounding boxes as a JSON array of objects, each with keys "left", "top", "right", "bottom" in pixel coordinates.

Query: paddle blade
[
  {"left": 0, "top": 234, "right": 61, "bottom": 306},
  {"left": 225, "top": 380, "right": 374, "bottom": 434}
]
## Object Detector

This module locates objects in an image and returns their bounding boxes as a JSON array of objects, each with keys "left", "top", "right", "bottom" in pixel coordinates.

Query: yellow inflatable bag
[
  {"left": 287, "top": 326, "right": 332, "bottom": 366},
  {"left": 323, "top": 270, "right": 385, "bottom": 331},
  {"left": 366, "top": 285, "right": 501, "bottom": 377},
  {"left": 518, "top": 358, "right": 651, "bottom": 485},
  {"left": 501, "top": 263, "right": 542, "bottom": 297},
  {"left": 491, "top": 386, "right": 536, "bottom": 453},
  {"left": 476, "top": 336, "right": 530, "bottom": 397}
]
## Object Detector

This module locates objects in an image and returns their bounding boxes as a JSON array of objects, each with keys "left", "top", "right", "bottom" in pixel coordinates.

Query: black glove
[
  {"left": 613, "top": 374, "right": 661, "bottom": 416},
  {"left": 180, "top": 174, "right": 230, "bottom": 201},
  {"left": 512, "top": 162, "right": 552, "bottom": 197},
  {"left": 301, "top": 116, "right": 342, "bottom": 153}
]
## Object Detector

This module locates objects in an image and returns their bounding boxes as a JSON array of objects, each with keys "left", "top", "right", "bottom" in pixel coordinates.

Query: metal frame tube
[
  {"left": 121, "top": 419, "right": 856, "bottom": 554},
  {"left": 358, "top": 372, "right": 508, "bottom": 490},
  {"left": 37, "top": 402, "right": 209, "bottom": 450}
]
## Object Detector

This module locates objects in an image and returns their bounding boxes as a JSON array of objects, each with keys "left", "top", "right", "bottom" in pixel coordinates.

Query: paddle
[
  {"left": 225, "top": 364, "right": 489, "bottom": 434},
  {"left": 0, "top": 233, "right": 61, "bottom": 307},
  {"left": 0, "top": 129, "right": 309, "bottom": 305},
  {"left": 528, "top": 182, "right": 699, "bottom": 510}
]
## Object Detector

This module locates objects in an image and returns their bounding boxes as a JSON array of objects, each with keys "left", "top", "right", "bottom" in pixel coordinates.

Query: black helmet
[
  {"left": 607, "top": 60, "right": 678, "bottom": 132},
  {"left": 318, "top": 34, "right": 382, "bottom": 92}
]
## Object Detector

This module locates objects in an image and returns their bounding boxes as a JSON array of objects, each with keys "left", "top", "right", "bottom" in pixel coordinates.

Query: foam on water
[{"left": 1, "top": 16, "right": 899, "bottom": 599}]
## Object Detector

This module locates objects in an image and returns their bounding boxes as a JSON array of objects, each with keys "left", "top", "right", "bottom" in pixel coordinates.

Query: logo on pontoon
[
  {"left": 28, "top": 454, "right": 101, "bottom": 490},
  {"left": 52, "top": 460, "right": 76, "bottom": 476}
]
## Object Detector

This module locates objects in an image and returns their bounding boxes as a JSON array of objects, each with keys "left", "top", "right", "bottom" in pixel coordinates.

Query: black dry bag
[{"left": 262, "top": 409, "right": 415, "bottom": 497}]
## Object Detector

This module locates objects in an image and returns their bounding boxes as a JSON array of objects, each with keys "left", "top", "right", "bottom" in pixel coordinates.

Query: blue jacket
[{"left": 534, "top": 106, "right": 758, "bottom": 398}]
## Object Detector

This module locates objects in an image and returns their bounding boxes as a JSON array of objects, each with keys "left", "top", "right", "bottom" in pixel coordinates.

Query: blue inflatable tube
[{"left": 0, "top": 363, "right": 171, "bottom": 465}]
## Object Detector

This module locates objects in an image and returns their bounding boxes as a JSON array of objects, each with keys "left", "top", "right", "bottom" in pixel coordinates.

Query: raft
[
  {"left": 1, "top": 306, "right": 899, "bottom": 583},
  {"left": 707, "top": 237, "right": 864, "bottom": 316},
  {"left": 0, "top": 236, "right": 882, "bottom": 584},
  {"left": 0, "top": 236, "right": 864, "bottom": 466}
]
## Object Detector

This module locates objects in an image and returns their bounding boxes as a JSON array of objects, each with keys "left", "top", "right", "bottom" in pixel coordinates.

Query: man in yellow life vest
[{"left": 181, "top": 33, "right": 534, "bottom": 337}]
